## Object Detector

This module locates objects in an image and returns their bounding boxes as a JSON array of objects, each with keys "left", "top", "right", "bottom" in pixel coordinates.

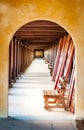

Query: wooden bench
[
  {"left": 48, "top": 64, "right": 54, "bottom": 76},
  {"left": 43, "top": 76, "right": 68, "bottom": 110}
]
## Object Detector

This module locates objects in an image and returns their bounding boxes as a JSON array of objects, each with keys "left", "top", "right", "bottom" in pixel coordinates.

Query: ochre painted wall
[{"left": 0, "top": 0, "right": 84, "bottom": 118}]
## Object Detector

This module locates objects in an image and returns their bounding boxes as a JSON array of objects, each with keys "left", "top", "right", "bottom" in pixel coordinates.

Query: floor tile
[
  {"left": 32, "top": 120, "right": 52, "bottom": 130},
  {"left": 52, "top": 120, "right": 76, "bottom": 130}
]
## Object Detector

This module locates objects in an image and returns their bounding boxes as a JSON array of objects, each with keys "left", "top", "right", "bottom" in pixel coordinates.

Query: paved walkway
[
  {"left": 0, "top": 118, "right": 78, "bottom": 130},
  {"left": 0, "top": 58, "right": 78, "bottom": 130}
]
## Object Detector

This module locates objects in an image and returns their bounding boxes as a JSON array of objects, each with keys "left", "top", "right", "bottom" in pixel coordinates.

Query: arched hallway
[
  {"left": 0, "top": 1, "right": 84, "bottom": 129},
  {"left": 8, "top": 58, "right": 75, "bottom": 120}
]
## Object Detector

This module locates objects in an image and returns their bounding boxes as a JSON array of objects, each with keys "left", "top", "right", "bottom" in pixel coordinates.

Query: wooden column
[
  {"left": 52, "top": 38, "right": 63, "bottom": 81},
  {"left": 21, "top": 44, "right": 25, "bottom": 73},
  {"left": 54, "top": 35, "right": 70, "bottom": 89},
  {"left": 11, "top": 38, "right": 16, "bottom": 82},
  {"left": 16, "top": 40, "right": 19, "bottom": 77},
  {"left": 9, "top": 38, "right": 34, "bottom": 86},
  {"left": 15, "top": 38, "right": 17, "bottom": 79},
  {"left": 19, "top": 42, "right": 22, "bottom": 75},
  {"left": 9, "top": 40, "right": 13, "bottom": 87}
]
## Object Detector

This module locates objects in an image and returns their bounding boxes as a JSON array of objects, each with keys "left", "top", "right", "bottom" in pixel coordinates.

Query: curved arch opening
[{"left": 8, "top": 20, "right": 75, "bottom": 120}]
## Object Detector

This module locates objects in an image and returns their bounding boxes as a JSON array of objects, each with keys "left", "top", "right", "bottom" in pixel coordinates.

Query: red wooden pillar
[
  {"left": 52, "top": 44, "right": 55, "bottom": 66},
  {"left": 53, "top": 42, "right": 58, "bottom": 66},
  {"left": 17, "top": 41, "right": 21, "bottom": 76},
  {"left": 25, "top": 46, "right": 27, "bottom": 69},
  {"left": 52, "top": 38, "right": 64, "bottom": 81},
  {"left": 11, "top": 38, "right": 16, "bottom": 82},
  {"left": 14, "top": 39, "right": 17, "bottom": 78},
  {"left": 20, "top": 42, "right": 23, "bottom": 74},
  {"left": 67, "top": 62, "right": 75, "bottom": 112},
  {"left": 9, "top": 40, "right": 13, "bottom": 87},
  {"left": 21, "top": 44, "right": 25, "bottom": 73},
  {"left": 24, "top": 45, "right": 27, "bottom": 70},
  {"left": 54, "top": 34, "right": 71, "bottom": 89},
  {"left": 64, "top": 40, "right": 75, "bottom": 78},
  {"left": 16, "top": 40, "right": 19, "bottom": 77},
  {"left": 24, "top": 45, "right": 26, "bottom": 70},
  {"left": 51, "top": 44, "right": 54, "bottom": 66}
]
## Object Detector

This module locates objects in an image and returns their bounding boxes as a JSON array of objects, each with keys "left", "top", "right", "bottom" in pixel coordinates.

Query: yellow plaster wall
[{"left": 0, "top": 0, "right": 84, "bottom": 118}]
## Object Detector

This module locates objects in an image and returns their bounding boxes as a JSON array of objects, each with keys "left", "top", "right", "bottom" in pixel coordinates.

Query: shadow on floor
[{"left": 0, "top": 116, "right": 79, "bottom": 130}]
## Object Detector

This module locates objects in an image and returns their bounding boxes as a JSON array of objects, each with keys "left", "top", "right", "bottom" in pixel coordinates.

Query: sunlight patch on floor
[{"left": 8, "top": 58, "right": 75, "bottom": 120}]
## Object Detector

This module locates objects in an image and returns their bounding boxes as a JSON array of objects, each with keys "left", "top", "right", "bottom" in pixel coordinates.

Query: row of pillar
[
  {"left": 44, "top": 34, "right": 75, "bottom": 113},
  {"left": 9, "top": 37, "right": 34, "bottom": 87},
  {"left": 44, "top": 41, "right": 59, "bottom": 66}
]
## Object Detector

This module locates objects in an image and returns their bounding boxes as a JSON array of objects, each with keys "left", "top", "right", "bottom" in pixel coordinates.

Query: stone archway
[
  {"left": 8, "top": 20, "right": 75, "bottom": 119},
  {"left": 0, "top": 0, "right": 84, "bottom": 118}
]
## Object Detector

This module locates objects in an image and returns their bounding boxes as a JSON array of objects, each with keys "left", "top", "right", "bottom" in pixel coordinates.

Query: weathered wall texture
[{"left": 0, "top": 0, "right": 84, "bottom": 118}]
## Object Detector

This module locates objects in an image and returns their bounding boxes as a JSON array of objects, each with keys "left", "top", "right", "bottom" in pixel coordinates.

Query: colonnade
[
  {"left": 9, "top": 37, "right": 34, "bottom": 87},
  {"left": 44, "top": 41, "right": 59, "bottom": 66},
  {"left": 44, "top": 34, "right": 75, "bottom": 113}
]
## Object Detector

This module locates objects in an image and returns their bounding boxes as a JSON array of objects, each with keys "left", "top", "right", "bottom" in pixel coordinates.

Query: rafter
[{"left": 14, "top": 20, "right": 67, "bottom": 50}]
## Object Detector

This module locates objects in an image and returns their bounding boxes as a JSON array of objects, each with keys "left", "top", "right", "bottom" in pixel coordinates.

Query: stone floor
[
  {"left": 0, "top": 118, "right": 78, "bottom": 130},
  {"left": 0, "top": 58, "right": 78, "bottom": 130}
]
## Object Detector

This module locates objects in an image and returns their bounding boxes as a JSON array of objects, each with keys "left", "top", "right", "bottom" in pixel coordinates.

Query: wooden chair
[
  {"left": 43, "top": 76, "right": 68, "bottom": 110},
  {"left": 48, "top": 64, "right": 53, "bottom": 76}
]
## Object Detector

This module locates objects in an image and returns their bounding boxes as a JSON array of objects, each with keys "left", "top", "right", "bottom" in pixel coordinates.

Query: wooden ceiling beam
[
  {"left": 15, "top": 36, "right": 60, "bottom": 43},
  {"left": 16, "top": 32, "right": 66, "bottom": 35},
  {"left": 14, "top": 20, "right": 67, "bottom": 50},
  {"left": 26, "top": 42, "right": 53, "bottom": 44},
  {"left": 15, "top": 34, "right": 65, "bottom": 38},
  {"left": 28, "top": 45, "right": 50, "bottom": 49},
  {"left": 24, "top": 42, "right": 53, "bottom": 46},
  {"left": 18, "top": 26, "right": 66, "bottom": 30}
]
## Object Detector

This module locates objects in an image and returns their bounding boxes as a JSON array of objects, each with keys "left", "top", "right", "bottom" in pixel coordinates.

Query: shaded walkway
[
  {"left": 0, "top": 118, "right": 78, "bottom": 130},
  {"left": 9, "top": 58, "right": 75, "bottom": 120}
]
